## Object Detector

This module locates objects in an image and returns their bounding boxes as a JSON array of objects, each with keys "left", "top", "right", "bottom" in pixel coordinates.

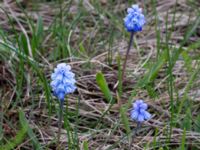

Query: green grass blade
[
  {"left": 117, "top": 54, "right": 123, "bottom": 97},
  {"left": 36, "top": 16, "right": 44, "bottom": 42},
  {"left": 194, "top": 115, "right": 200, "bottom": 133},
  {"left": 83, "top": 141, "right": 89, "bottom": 150},
  {"left": 181, "top": 108, "right": 192, "bottom": 130},
  {"left": 0, "top": 127, "right": 27, "bottom": 150},
  {"left": 19, "top": 33, "right": 29, "bottom": 56},
  {"left": 138, "top": 16, "right": 200, "bottom": 89},
  {"left": 96, "top": 72, "right": 113, "bottom": 103},
  {"left": 180, "top": 128, "right": 186, "bottom": 150},
  {"left": 138, "top": 49, "right": 168, "bottom": 87},
  {"left": 19, "top": 110, "right": 42, "bottom": 150},
  {"left": 0, "top": 111, "right": 28, "bottom": 150},
  {"left": 120, "top": 107, "right": 131, "bottom": 136}
]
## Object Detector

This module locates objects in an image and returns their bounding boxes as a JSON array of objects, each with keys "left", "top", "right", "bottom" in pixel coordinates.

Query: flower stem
[
  {"left": 135, "top": 122, "right": 141, "bottom": 133},
  {"left": 122, "top": 32, "right": 134, "bottom": 82},
  {"left": 58, "top": 100, "right": 64, "bottom": 142},
  {"left": 129, "top": 122, "right": 141, "bottom": 148}
]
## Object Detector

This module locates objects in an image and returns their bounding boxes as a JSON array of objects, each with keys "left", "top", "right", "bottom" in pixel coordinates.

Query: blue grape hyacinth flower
[
  {"left": 124, "top": 5, "right": 145, "bottom": 32},
  {"left": 50, "top": 63, "right": 76, "bottom": 101},
  {"left": 130, "top": 100, "right": 151, "bottom": 122}
]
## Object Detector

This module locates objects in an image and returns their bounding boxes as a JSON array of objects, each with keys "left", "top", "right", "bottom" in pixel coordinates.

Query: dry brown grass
[{"left": 0, "top": 0, "right": 200, "bottom": 149}]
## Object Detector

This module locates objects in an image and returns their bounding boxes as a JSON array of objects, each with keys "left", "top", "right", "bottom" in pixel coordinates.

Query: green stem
[
  {"left": 58, "top": 100, "right": 64, "bottom": 142},
  {"left": 122, "top": 32, "right": 134, "bottom": 82},
  {"left": 129, "top": 122, "right": 141, "bottom": 148}
]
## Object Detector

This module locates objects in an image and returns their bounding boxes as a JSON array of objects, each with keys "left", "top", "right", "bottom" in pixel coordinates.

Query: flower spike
[
  {"left": 50, "top": 63, "right": 76, "bottom": 101},
  {"left": 124, "top": 5, "right": 145, "bottom": 32},
  {"left": 130, "top": 100, "right": 151, "bottom": 122}
]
